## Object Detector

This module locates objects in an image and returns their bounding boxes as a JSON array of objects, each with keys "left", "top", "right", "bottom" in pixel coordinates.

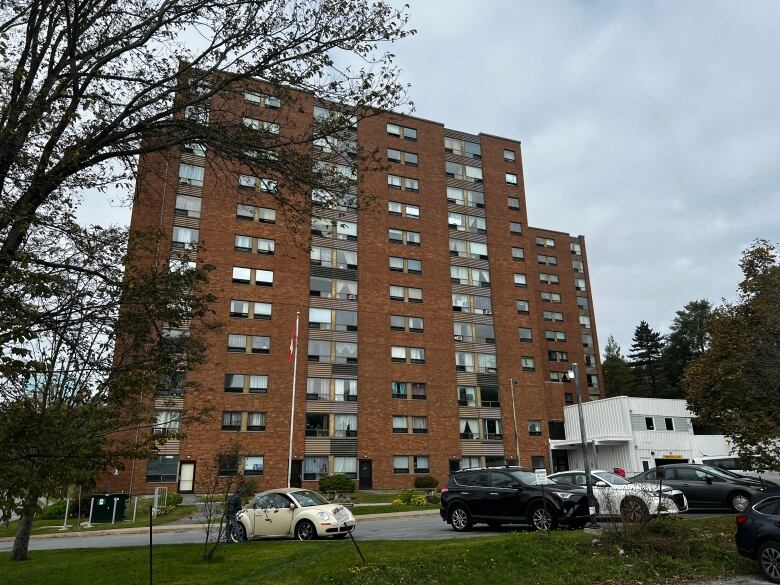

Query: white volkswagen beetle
[
  {"left": 235, "top": 488, "right": 356, "bottom": 541},
  {"left": 549, "top": 470, "right": 688, "bottom": 521}
]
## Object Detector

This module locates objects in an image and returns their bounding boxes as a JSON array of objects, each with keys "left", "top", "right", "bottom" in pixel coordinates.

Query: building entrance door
[
  {"left": 179, "top": 462, "right": 195, "bottom": 493},
  {"left": 359, "top": 460, "right": 372, "bottom": 489}
]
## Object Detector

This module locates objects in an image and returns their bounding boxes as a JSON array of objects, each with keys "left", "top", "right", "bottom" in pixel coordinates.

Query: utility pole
[
  {"left": 509, "top": 379, "right": 520, "bottom": 465},
  {"left": 570, "top": 363, "right": 598, "bottom": 527}
]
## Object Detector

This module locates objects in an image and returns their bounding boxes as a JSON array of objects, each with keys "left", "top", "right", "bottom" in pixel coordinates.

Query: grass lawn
[
  {"left": 0, "top": 516, "right": 757, "bottom": 585},
  {"left": 0, "top": 501, "right": 197, "bottom": 539}
]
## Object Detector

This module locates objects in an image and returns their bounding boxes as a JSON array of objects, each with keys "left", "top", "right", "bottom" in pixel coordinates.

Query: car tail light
[
  {"left": 736, "top": 514, "right": 747, "bottom": 526},
  {"left": 441, "top": 487, "right": 448, "bottom": 494}
]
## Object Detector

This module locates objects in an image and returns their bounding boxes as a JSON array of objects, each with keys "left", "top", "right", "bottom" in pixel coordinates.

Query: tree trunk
[{"left": 10, "top": 490, "right": 39, "bottom": 561}]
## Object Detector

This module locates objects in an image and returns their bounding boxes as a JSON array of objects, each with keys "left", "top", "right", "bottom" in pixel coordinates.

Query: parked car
[
  {"left": 695, "top": 456, "right": 780, "bottom": 486},
  {"left": 440, "top": 467, "right": 590, "bottom": 531},
  {"left": 235, "top": 488, "right": 355, "bottom": 541},
  {"left": 549, "top": 469, "right": 688, "bottom": 521},
  {"left": 631, "top": 464, "right": 767, "bottom": 512},
  {"left": 735, "top": 492, "right": 780, "bottom": 582}
]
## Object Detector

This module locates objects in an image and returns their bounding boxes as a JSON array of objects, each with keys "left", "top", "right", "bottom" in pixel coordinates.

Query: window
[
  {"left": 310, "top": 247, "right": 357, "bottom": 270},
  {"left": 584, "top": 353, "right": 596, "bottom": 367},
  {"left": 390, "top": 315, "right": 424, "bottom": 333},
  {"left": 455, "top": 351, "right": 474, "bottom": 372},
  {"left": 665, "top": 418, "right": 674, "bottom": 431},
  {"left": 243, "top": 117, "right": 279, "bottom": 134},
  {"left": 153, "top": 410, "right": 181, "bottom": 434},
  {"left": 538, "top": 254, "right": 557, "bottom": 266},
  {"left": 175, "top": 195, "right": 202, "bottom": 218},
  {"left": 311, "top": 217, "right": 358, "bottom": 241},
  {"left": 576, "top": 297, "right": 589, "bottom": 310},
  {"left": 516, "top": 299, "right": 529, "bottom": 314},
  {"left": 334, "top": 414, "right": 357, "bottom": 437},
  {"left": 460, "top": 418, "right": 478, "bottom": 439},
  {"left": 393, "top": 456, "right": 410, "bottom": 474},
  {"left": 509, "top": 247, "right": 525, "bottom": 263},
  {"left": 388, "top": 256, "right": 422, "bottom": 274},
  {"left": 446, "top": 162, "right": 483, "bottom": 183},
  {"left": 458, "top": 386, "right": 477, "bottom": 406},
  {"left": 505, "top": 173, "right": 518, "bottom": 185},
  {"left": 222, "top": 411, "right": 241, "bottom": 431},
  {"left": 522, "top": 357, "right": 535, "bottom": 372},
  {"left": 545, "top": 330, "right": 566, "bottom": 342},
  {"left": 387, "top": 123, "right": 417, "bottom": 141},
  {"left": 179, "top": 163, "right": 205, "bottom": 188},
  {"left": 232, "top": 267, "right": 250, "bottom": 284},
  {"left": 224, "top": 374, "right": 244, "bottom": 393},
  {"left": 580, "top": 315, "right": 591, "bottom": 329},
  {"left": 334, "top": 457, "right": 357, "bottom": 479},
  {"left": 392, "top": 381, "right": 408, "bottom": 399},
  {"left": 303, "top": 456, "right": 329, "bottom": 480},
  {"left": 172, "top": 226, "right": 199, "bottom": 249},
  {"left": 238, "top": 174, "right": 277, "bottom": 192},
  {"left": 587, "top": 374, "right": 599, "bottom": 389},
  {"left": 565, "top": 393, "right": 574, "bottom": 406},
  {"left": 146, "top": 455, "right": 179, "bottom": 483},
  {"left": 536, "top": 237, "right": 555, "bottom": 248},
  {"left": 388, "top": 148, "right": 418, "bottom": 166},
  {"left": 539, "top": 273, "right": 560, "bottom": 285},
  {"left": 249, "top": 375, "right": 268, "bottom": 394},
  {"left": 182, "top": 142, "right": 206, "bottom": 156},
  {"left": 548, "top": 351, "right": 569, "bottom": 362},
  {"left": 480, "top": 386, "right": 499, "bottom": 407},
  {"left": 452, "top": 293, "right": 492, "bottom": 315},
  {"left": 388, "top": 201, "right": 419, "bottom": 219},
  {"left": 448, "top": 212, "right": 486, "bottom": 234},
  {"left": 570, "top": 242, "right": 582, "bottom": 255},
  {"left": 391, "top": 346, "right": 425, "bottom": 364},
  {"left": 247, "top": 412, "right": 266, "bottom": 432},
  {"left": 549, "top": 372, "right": 569, "bottom": 383},
  {"left": 310, "top": 277, "right": 357, "bottom": 300},
  {"left": 573, "top": 260, "right": 584, "bottom": 273},
  {"left": 244, "top": 456, "right": 264, "bottom": 476},
  {"left": 412, "top": 417, "right": 428, "bottom": 434},
  {"left": 543, "top": 311, "right": 564, "bottom": 322},
  {"left": 575, "top": 278, "right": 587, "bottom": 291},
  {"left": 513, "top": 273, "right": 527, "bottom": 288},
  {"left": 509, "top": 222, "right": 522, "bottom": 235},
  {"left": 518, "top": 327, "right": 532, "bottom": 342},
  {"left": 531, "top": 456, "right": 546, "bottom": 471},
  {"left": 392, "top": 415, "right": 408, "bottom": 433},
  {"left": 503, "top": 149, "right": 516, "bottom": 162},
  {"left": 227, "top": 334, "right": 247, "bottom": 352},
  {"left": 527, "top": 420, "right": 542, "bottom": 436},
  {"left": 450, "top": 266, "right": 490, "bottom": 288},
  {"left": 645, "top": 417, "right": 655, "bottom": 431},
  {"left": 444, "top": 137, "right": 481, "bottom": 158},
  {"left": 236, "top": 204, "right": 276, "bottom": 224},
  {"left": 255, "top": 269, "right": 274, "bottom": 286},
  {"left": 541, "top": 291, "right": 562, "bottom": 303},
  {"left": 414, "top": 455, "right": 429, "bottom": 473},
  {"left": 483, "top": 419, "right": 503, "bottom": 440},
  {"left": 507, "top": 197, "right": 520, "bottom": 210},
  {"left": 477, "top": 353, "right": 497, "bottom": 373},
  {"left": 389, "top": 228, "right": 420, "bottom": 246},
  {"left": 389, "top": 285, "right": 422, "bottom": 304},
  {"left": 582, "top": 334, "right": 594, "bottom": 348},
  {"left": 387, "top": 175, "right": 419, "bottom": 192},
  {"left": 446, "top": 187, "right": 484, "bottom": 208}
]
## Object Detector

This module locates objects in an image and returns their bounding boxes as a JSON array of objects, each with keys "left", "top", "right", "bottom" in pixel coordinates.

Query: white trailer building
[{"left": 549, "top": 396, "right": 732, "bottom": 476}]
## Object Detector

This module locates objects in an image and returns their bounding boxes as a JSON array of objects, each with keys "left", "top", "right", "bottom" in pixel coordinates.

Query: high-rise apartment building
[{"left": 119, "top": 80, "right": 603, "bottom": 494}]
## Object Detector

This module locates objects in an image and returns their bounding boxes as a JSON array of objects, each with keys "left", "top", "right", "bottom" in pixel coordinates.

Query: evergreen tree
[
  {"left": 602, "top": 335, "right": 633, "bottom": 397},
  {"left": 628, "top": 321, "right": 666, "bottom": 396},
  {"left": 661, "top": 299, "right": 712, "bottom": 397}
]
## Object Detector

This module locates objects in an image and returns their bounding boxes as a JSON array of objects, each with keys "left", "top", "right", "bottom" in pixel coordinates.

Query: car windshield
[
  {"left": 291, "top": 490, "right": 329, "bottom": 507},
  {"left": 594, "top": 471, "right": 631, "bottom": 485},
  {"left": 510, "top": 470, "right": 555, "bottom": 486}
]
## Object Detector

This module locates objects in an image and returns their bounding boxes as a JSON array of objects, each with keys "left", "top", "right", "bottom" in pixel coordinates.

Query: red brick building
[{"left": 118, "top": 81, "right": 603, "bottom": 494}]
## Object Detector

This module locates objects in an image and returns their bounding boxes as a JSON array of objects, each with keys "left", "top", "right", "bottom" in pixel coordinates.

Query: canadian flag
[{"left": 288, "top": 320, "right": 298, "bottom": 362}]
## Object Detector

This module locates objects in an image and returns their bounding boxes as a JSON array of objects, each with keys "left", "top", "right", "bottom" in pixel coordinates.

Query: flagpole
[{"left": 287, "top": 311, "right": 300, "bottom": 488}]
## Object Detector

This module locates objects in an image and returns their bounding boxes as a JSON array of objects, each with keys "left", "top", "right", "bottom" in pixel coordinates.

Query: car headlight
[
  {"left": 317, "top": 511, "right": 332, "bottom": 521},
  {"left": 553, "top": 491, "right": 575, "bottom": 500}
]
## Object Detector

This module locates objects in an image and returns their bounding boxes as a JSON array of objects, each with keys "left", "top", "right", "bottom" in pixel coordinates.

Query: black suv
[
  {"left": 735, "top": 491, "right": 780, "bottom": 582},
  {"left": 440, "top": 467, "right": 590, "bottom": 531}
]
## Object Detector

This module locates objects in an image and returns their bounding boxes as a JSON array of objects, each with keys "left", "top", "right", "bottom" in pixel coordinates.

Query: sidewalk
[{"left": 0, "top": 508, "right": 439, "bottom": 542}]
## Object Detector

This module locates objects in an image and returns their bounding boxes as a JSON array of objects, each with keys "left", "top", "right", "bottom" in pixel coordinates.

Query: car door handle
[
  {"left": 461, "top": 492, "right": 469, "bottom": 495},
  {"left": 489, "top": 492, "right": 499, "bottom": 496},
  {"left": 682, "top": 484, "right": 690, "bottom": 487}
]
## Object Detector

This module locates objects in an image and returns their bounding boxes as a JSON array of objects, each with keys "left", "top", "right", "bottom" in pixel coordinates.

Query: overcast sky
[{"left": 81, "top": 0, "right": 780, "bottom": 353}]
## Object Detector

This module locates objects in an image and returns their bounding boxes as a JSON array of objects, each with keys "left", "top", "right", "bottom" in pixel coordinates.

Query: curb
[{"left": 0, "top": 509, "right": 441, "bottom": 542}]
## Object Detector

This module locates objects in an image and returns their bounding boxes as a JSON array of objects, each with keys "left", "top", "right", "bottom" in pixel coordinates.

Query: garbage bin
[{"left": 91, "top": 494, "right": 129, "bottom": 523}]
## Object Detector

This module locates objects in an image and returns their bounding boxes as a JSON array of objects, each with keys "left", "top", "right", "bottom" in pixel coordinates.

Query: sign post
[{"left": 535, "top": 468, "right": 549, "bottom": 533}]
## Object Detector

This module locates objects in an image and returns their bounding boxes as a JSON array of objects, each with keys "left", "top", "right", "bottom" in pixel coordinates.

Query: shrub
[
  {"left": 413, "top": 475, "right": 439, "bottom": 490},
  {"left": 167, "top": 492, "right": 183, "bottom": 506},
  {"left": 38, "top": 499, "right": 73, "bottom": 520},
  {"left": 393, "top": 489, "right": 428, "bottom": 506},
  {"left": 319, "top": 474, "right": 356, "bottom": 494}
]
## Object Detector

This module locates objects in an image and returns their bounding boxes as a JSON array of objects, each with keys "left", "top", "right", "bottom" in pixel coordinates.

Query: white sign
[
  {"left": 534, "top": 468, "right": 548, "bottom": 485},
  {"left": 333, "top": 506, "right": 349, "bottom": 524}
]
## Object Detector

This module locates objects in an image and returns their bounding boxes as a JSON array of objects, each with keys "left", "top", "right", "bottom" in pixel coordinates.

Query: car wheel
[
  {"left": 229, "top": 523, "right": 246, "bottom": 543},
  {"left": 295, "top": 519, "right": 317, "bottom": 541},
  {"left": 730, "top": 492, "right": 751, "bottom": 513},
  {"left": 759, "top": 541, "right": 780, "bottom": 583},
  {"left": 528, "top": 504, "right": 558, "bottom": 531},
  {"left": 449, "top": 505, "right": 472, "bottom": 532},
  {"left": 620, "top": 497, "right": 649, "bottom": 524}
]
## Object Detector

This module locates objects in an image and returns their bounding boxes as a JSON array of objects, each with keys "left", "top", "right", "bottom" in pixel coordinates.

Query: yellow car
[{"left": 235, "top": 488, "right": 356, "bottom": 541}]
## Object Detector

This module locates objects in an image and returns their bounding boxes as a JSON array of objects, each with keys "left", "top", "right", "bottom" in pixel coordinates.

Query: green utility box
[{"left": 91, "top": 494, "right": 128, "bottom": 522}]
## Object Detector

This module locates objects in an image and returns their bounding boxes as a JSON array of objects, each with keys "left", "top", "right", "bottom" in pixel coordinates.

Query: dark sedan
[
  {"left": 440, "top": 467, "right": 590, "bottom": 531},
  {"left": 631, "top": 464, "right": 766, "bottom": 512},
  {"left": 735, "top": 492, "right": 780, "bottom": 582}
]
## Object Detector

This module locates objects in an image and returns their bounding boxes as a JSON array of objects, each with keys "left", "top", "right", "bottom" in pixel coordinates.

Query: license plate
[{"left": 333, "top": 506, "right": 349, "bottom": 523}]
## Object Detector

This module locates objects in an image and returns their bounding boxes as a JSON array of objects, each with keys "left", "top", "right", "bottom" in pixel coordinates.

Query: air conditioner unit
[
  {"left": 347, "top": 294, "right": 357, "bottom": 300},
  {"left": 152, "top": 428, "right": 164, "bottom": 435},
  {"left": 484, "top": 309, "right": 492, "bottom": 315},
  {"left": 454, "top": 335, "right": 463, "bottom": 341},
  {"left": 487, "top": 368, "right": 497, "bottom": 373}
]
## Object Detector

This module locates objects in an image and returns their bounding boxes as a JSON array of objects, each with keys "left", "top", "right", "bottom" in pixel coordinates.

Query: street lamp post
[
  {"left": 509, "top": 379, "right": 520, "bottom": 465},
  {"left": 569, "top": 363, "right": 598, "bottom": 527}
]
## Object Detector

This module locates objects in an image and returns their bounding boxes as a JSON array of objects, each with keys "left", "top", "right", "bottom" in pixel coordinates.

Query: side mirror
[
  {"left": 595, "top": 481, "right": 608, "bottom": 488},
  {"left": 510, "top": 483, "right": 523, "bottom": 490},
  {"left": 288, "top": 503, "right": 296, "bottom": 509}
]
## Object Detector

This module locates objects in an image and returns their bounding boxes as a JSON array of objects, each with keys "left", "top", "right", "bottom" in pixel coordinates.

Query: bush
[
  {"left": 413, "top": 475, "right": 439, "bottom": 490},
  {"left": 392, "top": 489, "right": 428, "bottom": 507},
  {"left": 38, "top": 499, "right": 72, "bottom": 520},
  {"left": 319, "top": 474, "right": 355, "bottom": 494},
  {"left": 167, "top": 492, "right": 183, "bottom": 506}
]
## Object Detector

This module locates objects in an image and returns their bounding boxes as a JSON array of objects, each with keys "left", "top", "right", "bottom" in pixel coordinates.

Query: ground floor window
[
  {"left": 303, "top": 456, "right": 329, "bottom": 480},
  {"left": 146, "top": 455, "right": 179, "bottom": 482},
  {"left": 244, "top": 456, "right": 264, "bottom": 476}
]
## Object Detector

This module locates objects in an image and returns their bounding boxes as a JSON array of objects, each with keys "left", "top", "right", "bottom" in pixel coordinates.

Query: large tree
[
  {"left": 661, "top": 299, "right": 712, "bottom": 398},
  {"left": 628, "top": 320, "right": 666, "bottom": 397},
  {"left": 602, "top": 335, "right": 633, "bottom": 397},
  {"left": 685, "top": 240, "right": 780, "bottom": 471},
  {"left": 0, "top": 0, "right": 414, "bottom": 264}
]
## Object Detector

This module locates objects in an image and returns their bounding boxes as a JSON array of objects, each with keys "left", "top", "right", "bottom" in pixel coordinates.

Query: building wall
[{"left": 115, "top": 80, "right": 604, "bottom": 494}]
